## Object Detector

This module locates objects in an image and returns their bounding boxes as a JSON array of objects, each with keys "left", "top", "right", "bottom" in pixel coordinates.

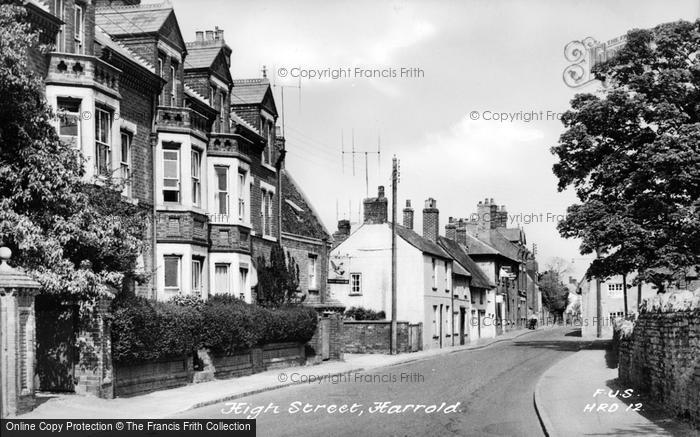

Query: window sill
[
  {"left": 120, "top": 195, "right": 139, "bottom": 206},
  {"left": 261, "top": 163, "right": 277, "bottom": 173},
  {"left": 262, "top": 235, "right": 277, "bottom": 242},
  {"left": 349, "top": 293, "right": 362, "bottom": 296}
]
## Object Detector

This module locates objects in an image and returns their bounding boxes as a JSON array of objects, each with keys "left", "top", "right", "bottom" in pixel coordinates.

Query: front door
[
  {"left": 35, "top": 295, "right": 78, "bottom": 392},
  {"left": 459, "top": 308, "right": 466, "bottom": 345}
]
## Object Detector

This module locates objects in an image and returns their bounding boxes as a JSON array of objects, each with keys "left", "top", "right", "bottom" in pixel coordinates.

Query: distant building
[{"left": 578, "top": 272, "right": 656, "bottom": 339}]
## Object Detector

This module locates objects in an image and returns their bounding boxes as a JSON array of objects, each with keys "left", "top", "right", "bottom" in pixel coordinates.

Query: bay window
[
  {"left": 191, "top": 150, "right": 201, "bottom": 207},
  {"left": 215, "top": 166, "right": 228, "bottom": 216},
  {"left": 237, "top": 170, "right": 246, "bottom": 220},
  {"left": 95, "top": 108, "right": 112, "bottom": 177},
  {"left": 214, "top": 263, "right": 230, "bottom": 294},
  {"left": 120, "top": 132, "right": 132, "bottom": 196},
  {"left": 164, "top": 256, "right": 180, "bottom": 293},
  {"left": 163, "top": 147, "right": 180, "bottom": 202},
  {"left": 57, "top": 98, "right": 80, "bottom": 148},
  {"left": 192, "top": 259, "right": 202, "bottom": 297}
]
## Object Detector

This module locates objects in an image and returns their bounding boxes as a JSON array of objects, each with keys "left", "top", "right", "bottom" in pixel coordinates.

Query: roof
[
  {"left": 438, "top": 237, "right": 495, "bottom": 289},
  {"left": 95, "top": 3, "right": 173, "bottom": 36},
  {"left": 484, "top": 229, "right": 523, "bottom": 262},
  {"left": 95, "top": 26, "right": 155, "bottom": 74},
  {"left": 231, "top": 78, "right": 270, "bottom": 105},
  {"left": 497, "top": 227, "right": 524, "bottom": 244},
  {"left": 230, "top": 111, "right": 260, "bottom": 135},
  {"left": 281, "top": 170, "right": 330, "bottom": 240},
  {"left": 461, "top": 232, "right": 500, "bottom": 256},
  {"left": 184, "top": 46, "right": 222, "bottom": 70},
  {"left": 394, "top": 224, "right": 451, "bottom": 260},
  {"left": 184, "top": 84, "right": 211, "bottom": 107}
]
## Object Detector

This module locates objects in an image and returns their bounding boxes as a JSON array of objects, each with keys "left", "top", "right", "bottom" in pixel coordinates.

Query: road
[{"left": 174, "top": 327, "right": 582, "bottom": 437}]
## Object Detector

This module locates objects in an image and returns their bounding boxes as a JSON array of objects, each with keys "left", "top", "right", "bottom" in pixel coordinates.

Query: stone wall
[
  {"left": 618, "top": 311, "right": 700, "bottom": 428},
  {"left": 342, "top": 321, "right": 420, "bottom": 354}
]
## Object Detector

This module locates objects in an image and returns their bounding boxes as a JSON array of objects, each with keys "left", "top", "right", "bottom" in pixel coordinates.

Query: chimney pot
[
  {"left": 405, "top": 199, "right": 411, "bottom": 208},
  {"left": 377, "top": 186, "right": 385, "bottom": 198},
  {"left": 205, "top": 30, "right": 214, "bottom": 40},
  {"left": 490, "top": 198, "right": 494, "bottom": 204},
  {"left": 195, "top": 31, "right": 204, "bottom": 42}
]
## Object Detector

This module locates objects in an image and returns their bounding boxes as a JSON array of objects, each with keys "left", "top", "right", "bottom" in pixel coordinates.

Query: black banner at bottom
[{"left": 1, "top": 419, "right": 256, "bottom": 437}]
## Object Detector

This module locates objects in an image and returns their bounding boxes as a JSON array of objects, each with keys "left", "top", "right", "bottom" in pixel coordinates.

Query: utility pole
[
  {"left": 595, "top": 247, "right": 603, "bottom": 338},
  {"left": 391, "top": 156, "right": 398, "bottom": 355}
]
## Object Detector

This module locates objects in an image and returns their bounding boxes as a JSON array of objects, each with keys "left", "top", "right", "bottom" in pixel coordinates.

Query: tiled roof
[
  {"left": 485, "top": 229, "right": 522, "bottom": 262},
  {"left": 94, "top": 26, "right": 155, "bottom": 73},
  {"left": 461, "top": 232, "right": 500, "bottom": 256},
  {"left": 184, "top": 46, "right": 222, "bottom": 70},
  {"left": 95, "top": 3, "right": 172, "bottom": 36},
  {"left": 394, "top": 224, "right": 451, "bottom": 260},
  {"left": 183, "top": 83, "right": 211, "bottom": 107},
  {"left": 281, "top": 170, "right": 330, "bottom": 240},
  {"left": 230, "top": 111, "right": 259, "bottom": 135},
  {"left": 438, "top": 237, "right": 495, "bottom": 289},
  {"left": 497, "top": 227, "right": 524, "bottom": 243},
  {"left": 231, "top": 78, "right": 270, "bottom": 105}
]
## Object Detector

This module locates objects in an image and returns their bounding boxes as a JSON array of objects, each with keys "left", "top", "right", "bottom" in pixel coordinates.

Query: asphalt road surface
[{"left": 173, "top": 327, "right": 582, "bottom": 437}]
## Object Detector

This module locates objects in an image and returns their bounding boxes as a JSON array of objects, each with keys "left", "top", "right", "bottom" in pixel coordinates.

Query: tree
[
  {"left": 255, "top": 244, "right": 303, "bottom": 308},
  {"left": 539, "top": 270, "right": 569, "bottom": 322},
  {"left": 552, "top": 20, "right": 700, "bottom": 292},
  {"left": 0, "top": 5, "right": 147, "bottom": 301}
]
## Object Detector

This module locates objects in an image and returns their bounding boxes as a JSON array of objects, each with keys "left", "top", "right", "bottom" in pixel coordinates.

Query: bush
[
  {"left": 112, "top": 294, "right": 319, "bottom": 361},
  {"left": 344, "top": 307, "right": 386, "bottom": 321},
  {"left": 111, "top": 296, "right": 201, "bottom": 364}
]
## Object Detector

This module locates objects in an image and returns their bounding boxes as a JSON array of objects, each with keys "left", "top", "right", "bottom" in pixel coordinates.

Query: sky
[{"left": 170, "top": 0, "right": 700, "bottom": 280}]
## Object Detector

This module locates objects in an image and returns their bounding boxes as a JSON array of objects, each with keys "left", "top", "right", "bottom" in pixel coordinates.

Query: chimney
[
  {"left": 332, "top": 219, "right": 351, "bottom": 246},
  {"left": 205, "top": 30, "right": 214, "bottom": 41},
  {"left": 422, "top": 198, "right": 439, "bottom": 242},
  {"left": 363, "top": 186, "right": 388, "bottom": 224},
  {"left": 496, "top": 204, "right": 508, "bottom": 228},
  {"left": 195, "top": 31, "right": 204, "bottom": 42},
  {"left": 445, "top": 217, "right": 456, "bottom": 241},
  {"left": 214, "top": 26, "right": 224, "bottom": 41},
  {"left": 402, "top": 200, "right": 414, "bottom": 230},
  {"left": 456, "top": 226, "right": 467, "bottom": 245},
  {"left": 477, "top": 197, "right": 499, "bottom": 233}
]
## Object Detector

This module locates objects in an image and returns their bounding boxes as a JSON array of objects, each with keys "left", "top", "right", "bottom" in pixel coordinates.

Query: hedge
[
  {"left": 111, "top": 294, "right": 318, "bottom": 363},
  {"left": 344, "top": 306, "right": 386, "bottom": 321}
]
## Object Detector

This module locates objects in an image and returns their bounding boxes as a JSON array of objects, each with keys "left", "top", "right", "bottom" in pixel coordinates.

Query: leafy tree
[
  {"left": 0, "top": 5, "right": 147, "bottom": 301},
  {"left": 255, "top": 244, "right": 303, "bottom": 308},
  {"left": 552, "top": 20, "right": 700, "bottom": 292},
  {"left": 539, "top": 270, "right": 569, "bottom": 322}
]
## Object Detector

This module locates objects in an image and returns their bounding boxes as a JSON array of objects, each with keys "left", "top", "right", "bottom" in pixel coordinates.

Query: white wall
[{"left": 155, "top": 243, "right": 208, "bottom": 301}]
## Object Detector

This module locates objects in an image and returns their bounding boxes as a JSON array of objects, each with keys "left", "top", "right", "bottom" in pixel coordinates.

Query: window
[
  {"left": 308, "top": 254, "right": 318, "bottom": 290},
  {"left": 237, "top": 170, "right": 246, "bottom": 220},
  {"left": 261, "top": 190, "right": 273, "bottom": 236},
  {"left": 56, "top": 98, "right": 80, "bottom": 147},
  {"left": 239, "top": 267, "right": 248, "bottom": 299},
  {"left": 120, "top": 132, "right": 132, "bottom": 196},
  {"left": 219, "top": 93, "right": 226, "bottom": 131},
  {"left": 73, "top": 3, "right": 84, "bottom": 54},
  {"left": 480, "top": 290, "right": 484, "bottom": 305},
  {"left": 191, "top": 150, "right": 201, "bottom": 207},
  {"left": 164, "top": 256, "right": 180, "bottom": 293},
  {"left": 55, "top": 0, "right": 65, "bottom": 51},
  {"left": 162, "top": 148, "right": 180, "bottom": 202},
  {"left": 607, "top": 283, "right": 624, "bottom": 298},
  {"left": 266, "top": 122, "right": 274, "bottom": 164},
  {"left": 157, "top": 57, "right": 164, "bottom": 105},
  {"left": 170, "top": 63, "right": 177, "bottom": 106},
  {"left": 214, "top": 263, "right": 230, "bottom": 294},
  {"left": 350, "top": 273, "right": 362, "bottom": 295},
  {"left": 95, "top": 108, "right": 112, "bottom": 176},
  {"left": 192, "top": 259, "right": 202, "bottom": 297},
  {"left": 210, "top": 86, "right": 216, "bottom": 105},
  {"left": 444, "top": 263, "right": 450, "bottom": 291},
  {"left": 432, "top": 258, "right": 437, "bottom": 289},
  {"left": 432, "top": 305, "right": 439, "bottom": 337},
  {"left": 445, "top": 306, "right": 450, "bottom": 334},
  {"left": 215, "top": 166, "right": 228, "bottom": 215}
]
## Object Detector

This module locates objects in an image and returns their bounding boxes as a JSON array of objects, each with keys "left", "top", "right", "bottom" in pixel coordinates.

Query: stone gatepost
[{"left": 0, "top": 247, "right": 41, "bottom": 417}]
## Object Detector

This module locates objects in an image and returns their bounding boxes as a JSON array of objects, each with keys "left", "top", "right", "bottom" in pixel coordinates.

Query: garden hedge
[{"left": 111, "top": 294, "right": 318, "bottom": 363}]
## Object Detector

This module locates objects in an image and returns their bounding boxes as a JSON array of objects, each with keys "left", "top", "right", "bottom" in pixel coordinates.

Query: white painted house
[{"left": 330, "top": 188, "right": 491, "bottom": 349}]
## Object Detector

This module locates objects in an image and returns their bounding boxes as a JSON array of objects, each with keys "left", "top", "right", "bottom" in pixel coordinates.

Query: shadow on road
[{"left": 511, "top": 340, "right": 582, "bottom": 352}]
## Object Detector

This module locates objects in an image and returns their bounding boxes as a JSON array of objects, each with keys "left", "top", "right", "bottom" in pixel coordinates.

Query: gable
[
  {"left": 211, "top": 50, "right": 233, "bottom": 84},
  {"left": 160, "top": 11, "right": 186, "bottom": 53}
]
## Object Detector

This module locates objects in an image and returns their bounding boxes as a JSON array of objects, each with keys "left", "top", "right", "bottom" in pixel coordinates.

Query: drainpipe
[{"left": 151, "top": 94, "right": 159, "bottom": 300}]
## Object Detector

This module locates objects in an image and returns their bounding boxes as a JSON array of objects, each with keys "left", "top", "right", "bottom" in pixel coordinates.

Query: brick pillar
[{"left": 74, "top": 296, "right": 114, "bottom": 399}]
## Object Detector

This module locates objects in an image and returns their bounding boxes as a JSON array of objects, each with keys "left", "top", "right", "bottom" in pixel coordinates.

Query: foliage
[
  {"left": 539, "top": 271, "right": 569, "bottom": 321},
  {"left": 111, "top": 296, "right": 201, "bottom": 364},
  {"left": 113, "top": 293, "right": 319, "bottom": 361},
  {"left": 551, "top": 20, "right": 700, "bottom": 292},
  {"left": 0, "top": 5, "right": 147, "bottom": 301},
  {"left": 255, "top": 244, "right": 303, "bottom": 308},
  {"left": 344, "top": 307, "right": 387, "bottom": 321}
]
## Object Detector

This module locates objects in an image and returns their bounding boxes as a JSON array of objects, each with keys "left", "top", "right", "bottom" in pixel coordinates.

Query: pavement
[
  {"left": 534, "top": 341, "right": 700, "bottom": 437},
  {"left": 18, "top": 327, "right": 538, "bottom": 420}
]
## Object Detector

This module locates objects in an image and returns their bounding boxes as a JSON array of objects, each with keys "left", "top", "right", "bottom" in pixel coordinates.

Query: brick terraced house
[{"left": 20, "top": 0, "right": 332, "bottom": 304}]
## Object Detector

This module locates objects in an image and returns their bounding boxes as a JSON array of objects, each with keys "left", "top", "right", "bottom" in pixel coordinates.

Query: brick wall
[
  {"left": 115, "top": 355, "right": 193, "bottom": 397},
  {"left": 342, "top": 321, "right": 415, "bottom": 354},
  {"left": 307, "top": 313, "right": 344, "bottom": 362},
  {"left": 618, "top": 312, "right": 700, "bottom": 428},
  {"left": 281, "top": 235, "right": 330, "bottom": 299},
  {"left": 74, "top": 296, "right": 114, "bottom": 399}
]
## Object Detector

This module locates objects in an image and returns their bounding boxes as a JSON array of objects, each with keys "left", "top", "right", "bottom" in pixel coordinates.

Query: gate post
[
  {"left": 0, "top": 247, "right": 41, "bottom": 417},
  {"left": 74, "top": 294, "right": 115, "bottom": 399}
]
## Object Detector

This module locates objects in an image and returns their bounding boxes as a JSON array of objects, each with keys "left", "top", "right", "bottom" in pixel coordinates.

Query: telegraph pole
[
  {"left": 595, "top": 247, "right": 603, "bottom": 338},
  {"left": 391, "top": 156, "right": 398, "bottom": 355}
]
